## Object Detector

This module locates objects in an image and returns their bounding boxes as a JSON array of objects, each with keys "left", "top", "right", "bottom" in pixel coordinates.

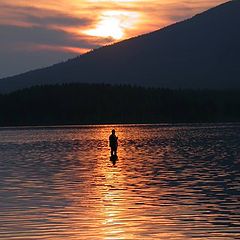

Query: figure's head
[{"left": 112, "top": 129, "right": 115, "bottom": 135}]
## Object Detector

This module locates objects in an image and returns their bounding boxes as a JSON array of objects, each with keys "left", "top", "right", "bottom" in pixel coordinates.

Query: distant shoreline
[
  {"left": 1, "top": 83, "right": 240, "bottom": 127},
  {"left": 1, "top": 122, "right": 240, "bottom": 130}
]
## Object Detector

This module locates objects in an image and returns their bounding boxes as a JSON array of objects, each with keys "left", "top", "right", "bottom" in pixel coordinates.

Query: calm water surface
[{"left": 0, "top": 124, "right": 239, "bottom": 240}]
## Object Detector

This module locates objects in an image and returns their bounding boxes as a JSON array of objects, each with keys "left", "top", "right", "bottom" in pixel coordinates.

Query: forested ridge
[{"left": 0, "top": 83, "right": 240, "bottom": 126}]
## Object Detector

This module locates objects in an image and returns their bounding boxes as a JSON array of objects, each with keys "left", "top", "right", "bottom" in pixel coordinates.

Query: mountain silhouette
[{"left": 0, "top": 0, "right": 239, "bottom": 93}]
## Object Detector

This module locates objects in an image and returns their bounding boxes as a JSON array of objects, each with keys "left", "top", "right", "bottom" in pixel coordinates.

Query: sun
[
  {"left": 84, "top": 11, "right": 139, "bottom": 40},
  {"left": 86, "top": 15, "right": 124, "bottom": 40}
]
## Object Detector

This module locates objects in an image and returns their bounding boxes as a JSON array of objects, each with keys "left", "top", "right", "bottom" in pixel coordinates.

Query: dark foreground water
[{"left": 0, "top": 124, "right": 239, "bottom": 240}]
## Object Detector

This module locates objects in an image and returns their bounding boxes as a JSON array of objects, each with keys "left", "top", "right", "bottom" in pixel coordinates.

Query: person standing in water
[{"left": 109, "top": 129, "right": 118, "bottom": 156}]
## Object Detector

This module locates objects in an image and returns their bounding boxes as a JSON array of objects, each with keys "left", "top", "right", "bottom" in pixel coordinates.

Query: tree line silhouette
[{"left": 0, "top": 83, "right": 240, "bottom": 126}]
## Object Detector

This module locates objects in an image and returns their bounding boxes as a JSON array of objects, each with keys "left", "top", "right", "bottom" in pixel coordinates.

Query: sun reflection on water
[{"left": 0, "top": 124, "right": 239, "bottom": 239}]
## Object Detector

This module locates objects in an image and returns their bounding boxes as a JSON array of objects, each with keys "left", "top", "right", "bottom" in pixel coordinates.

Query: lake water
[{"left": 0, "top": 124, "right": 239, "bottom": 240}]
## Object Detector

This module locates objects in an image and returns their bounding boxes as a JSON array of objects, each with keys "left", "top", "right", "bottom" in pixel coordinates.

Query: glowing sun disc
[
  {"left": 84, "top": 11, "right": 139, "bottom": 40},
  {"left": 86, "top": 18, "right": 124, "bottom": 39}
]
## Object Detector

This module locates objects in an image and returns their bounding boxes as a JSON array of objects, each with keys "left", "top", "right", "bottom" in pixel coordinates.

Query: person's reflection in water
[
  {"left": 110, "top": 155, "right": 118, "bottom": 166},
  {"left": 109, "top": 129, "right": 118, "bottom": 157}
]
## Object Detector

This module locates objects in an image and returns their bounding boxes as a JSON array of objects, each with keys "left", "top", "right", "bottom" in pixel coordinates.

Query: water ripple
[{"left": 0, "top": 124, "right": 239, "bottom": 239}]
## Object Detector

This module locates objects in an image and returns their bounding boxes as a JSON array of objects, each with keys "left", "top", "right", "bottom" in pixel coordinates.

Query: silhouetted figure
[{"left": 109, "top": 129, "right": 118, "bottom": 156}]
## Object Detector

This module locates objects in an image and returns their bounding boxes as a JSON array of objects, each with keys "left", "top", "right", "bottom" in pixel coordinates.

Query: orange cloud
[
  {"left": 0, "top": 0, "right": 227, "bottom": 41},
  {"left": 27, "top": 44, "right": 89, "bottom": 54}
]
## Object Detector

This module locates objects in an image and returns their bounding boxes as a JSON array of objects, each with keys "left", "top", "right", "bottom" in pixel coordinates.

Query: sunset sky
[{"left": 0, "top": 0, "right": 227, "bottom": 78}]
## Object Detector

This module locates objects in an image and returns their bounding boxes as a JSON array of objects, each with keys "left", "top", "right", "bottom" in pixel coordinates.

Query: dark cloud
[
  {"left": 0, "top": 3, "right": 102, "bottom": 77},
  {"left": 0, "top": 24, "right": 101, "bottom": 77},
  {"left": 25, "top": 15, "right": 92, "bottom": 27},
  {"left": 0, "top": 24, "right": 98, "bottom": 48},
  {"left": 0, "top": 4, "right": 95, "bottom": 27}
]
